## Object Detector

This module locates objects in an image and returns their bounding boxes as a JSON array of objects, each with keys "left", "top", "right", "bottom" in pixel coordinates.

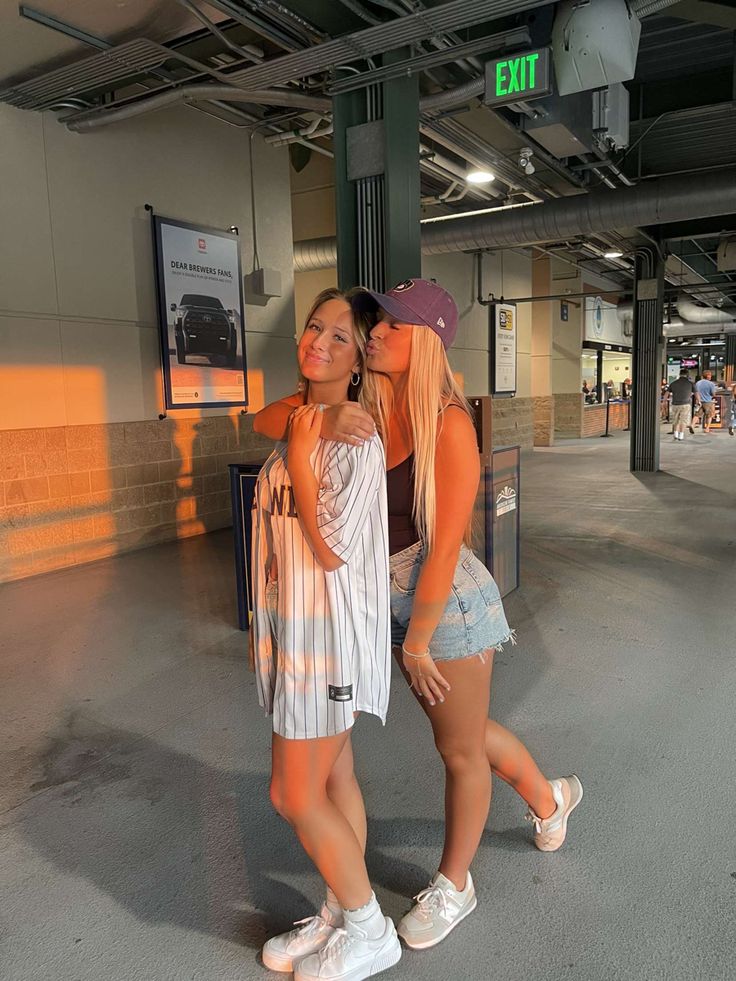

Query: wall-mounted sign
[
  {"left": 489, "top": 303, "right": 517, "bottom": 398},
  {"left": 484, "top": 48, "right": 552, "bottom": 108},
  {"left": 152, "top": 213, "right": 247, "bottom": 410}
]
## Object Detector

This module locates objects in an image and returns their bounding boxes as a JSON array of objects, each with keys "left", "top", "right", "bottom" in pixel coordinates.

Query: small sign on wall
[{"left": 489, "top": 302, "right": 517, "bottom": 397}]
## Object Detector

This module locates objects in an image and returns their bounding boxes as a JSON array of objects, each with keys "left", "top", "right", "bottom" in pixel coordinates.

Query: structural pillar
[
  {"left": 530, "top": 256, "right": 554, "bottom": 445},
  {"left": 725, "top": 333, "right": 736, "bottom": 384},
  {"left": 332, "top": 52, "right": 421, "bottom": 292},
  {"left": 630, "top": 246, "right": 665, "bottom": 472}
]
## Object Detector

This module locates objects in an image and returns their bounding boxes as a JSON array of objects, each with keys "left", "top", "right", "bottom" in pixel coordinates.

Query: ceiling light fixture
[
  {"left": 604, "top": 250, "right": 624, "bottom": 259},
  {"left": 466, "top": 169, "right": 495, "bottom": 184}
]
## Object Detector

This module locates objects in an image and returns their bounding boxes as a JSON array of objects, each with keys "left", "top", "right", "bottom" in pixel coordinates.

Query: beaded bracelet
[{"left": 402, "top": 644, "right": 429, "bottom": 660}]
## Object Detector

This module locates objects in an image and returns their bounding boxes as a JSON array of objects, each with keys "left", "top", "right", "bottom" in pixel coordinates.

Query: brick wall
[
  {"left": 492, "top": 396, "right": 534, "bottom": 449},
  {"left": 582, "top": 401, "right": 630, "bottom": 438},
  {"left": 554, "top": 393, "right": 584, "bottom": 438},
  {"left": 532, "top": 396, "right": 554, "bottom": 446},
  {"left": 0, "top": 415, "right": 272, "bottom": 584}
]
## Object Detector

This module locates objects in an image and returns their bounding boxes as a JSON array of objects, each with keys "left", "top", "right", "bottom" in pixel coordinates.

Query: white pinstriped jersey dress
[{"left": 250, "top": 434, "right": 391, "bottom": 740}]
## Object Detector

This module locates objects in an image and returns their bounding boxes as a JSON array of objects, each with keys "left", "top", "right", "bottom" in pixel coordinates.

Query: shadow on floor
[{"left": 18, "top": 710, "right": 503, "bottom": 951}]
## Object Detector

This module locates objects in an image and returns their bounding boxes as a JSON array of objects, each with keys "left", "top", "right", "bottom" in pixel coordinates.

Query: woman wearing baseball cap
[{"left": 254, "top": 278, "right": 582, "bottom": 950}]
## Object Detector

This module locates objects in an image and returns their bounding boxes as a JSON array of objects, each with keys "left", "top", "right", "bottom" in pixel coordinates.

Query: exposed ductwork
[
  {"left": 617, "top": 303, "right": 736, "bottom": 337},
  {"left": 674, "top": 297, "right": 735, "bottom": 324},
  {"left": 294, "top": 236, "right": 341, "bottom": 274},
  {"left": 294, "top": 167, "right": 736, "bottom": 270},
  {"left": 663, "top": 321, "right": 736, "bottom": 337}
]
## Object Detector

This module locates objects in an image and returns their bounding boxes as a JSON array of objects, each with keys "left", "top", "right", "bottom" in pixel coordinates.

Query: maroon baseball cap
[{"left": 363, "top": 278, "right": 459, "bottom": 349}]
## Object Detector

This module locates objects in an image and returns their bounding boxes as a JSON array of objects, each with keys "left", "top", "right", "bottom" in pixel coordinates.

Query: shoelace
[
  {"left": 413, "top": 883, "right": 452, "bottom": 920},
  {"left": 292, "top": 914, "right": 329, "bottom": 938},
  {"left": 321, "top": 922, "right": 367, "bottom": 962},
  {"left": 524, "top": 808, "right": 543, "bottom": 834}
]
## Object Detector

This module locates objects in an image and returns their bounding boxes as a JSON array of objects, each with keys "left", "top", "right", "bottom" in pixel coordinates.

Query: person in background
[
  {"left": 667, "top": 369, "right": 695, "bottom": 442},
  {"left": 660, "top": 378, "right": 670, "bottom": 421},
  {"left": 694, "top": 370, "right": 717, "bottom": 434},
  {"left": 605, "top": 379, "right": 615, "bottom": 401},
  {"left": 582, "top": 379, "right": 590, "bottom": 396},
  {"left": 621, "top": 377, "right": 631, "bottom": 399}
]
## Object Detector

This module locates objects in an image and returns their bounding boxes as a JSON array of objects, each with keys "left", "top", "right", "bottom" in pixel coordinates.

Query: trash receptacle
[{"left": 228, "top": 462, "right": 265, "bottom": 631}]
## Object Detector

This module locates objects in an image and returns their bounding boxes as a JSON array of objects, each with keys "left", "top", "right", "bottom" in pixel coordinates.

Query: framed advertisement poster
[
  {"left": 489, "top": 302, "right": 517, "bottom": 397},
  {"left": 152, "top": 214, "right": 248, "bottom": 410}
]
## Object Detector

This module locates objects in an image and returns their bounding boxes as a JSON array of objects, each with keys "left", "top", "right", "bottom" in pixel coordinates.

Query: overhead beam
[{"left": 224, "top": 0, "right": 556, "bottom": 91}]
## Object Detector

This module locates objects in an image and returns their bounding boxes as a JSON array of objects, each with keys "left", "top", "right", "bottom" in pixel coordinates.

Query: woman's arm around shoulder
[
  {"left": 254, "top": 395, "right": 376, "bottom": 444},
  {"left": 253, "top": 393, "right": 302, "bottom": 440}
]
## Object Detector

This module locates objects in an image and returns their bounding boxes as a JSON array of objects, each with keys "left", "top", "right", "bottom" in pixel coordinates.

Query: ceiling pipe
[
  {"left": 675, "top": 296, "right": 735, "bottom": 323},
  {"left": 630, "top": 0, "right": 682, "bottom": 18},
  {"left": 617, "top": 303, "right": 736, "bottom": 337},
  {"left": 294, "top": 167, "right": 736, "bottom": 270},
  {"left": 65, "top": 85, "right": 331, "bottom": 131},
  {"left": 421, "top": 168, "right": 736, "bottom": 254}
]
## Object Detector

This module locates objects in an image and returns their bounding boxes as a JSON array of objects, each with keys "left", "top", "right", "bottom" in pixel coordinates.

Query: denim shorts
[{"left": 389, "top": 542, "right": 515, "bottom": 661}]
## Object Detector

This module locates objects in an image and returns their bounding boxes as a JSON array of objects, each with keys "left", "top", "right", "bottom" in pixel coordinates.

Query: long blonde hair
[
  {"left": 377, "top": 327, "right": 473, "bottom": 553},
  {"left": 299, "top": 287, "right": 388, "bottom": 438}
]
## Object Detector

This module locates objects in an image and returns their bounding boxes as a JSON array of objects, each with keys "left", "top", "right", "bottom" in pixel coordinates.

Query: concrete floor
[{"left": 2, "top": 425, "right": 735, "bottom": 981}]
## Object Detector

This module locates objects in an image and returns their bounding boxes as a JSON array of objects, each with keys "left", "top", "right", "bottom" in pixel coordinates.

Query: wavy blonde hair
[
  {"left": 299, "top": 287, "right": 389, "bottom": 438},
  {"left": 370, "top": 326, "right": 473, "bottom": 553}
]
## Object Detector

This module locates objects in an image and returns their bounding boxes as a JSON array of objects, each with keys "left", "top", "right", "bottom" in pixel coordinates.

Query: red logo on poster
[{"left": 198, "top": 238, "right": 207, "bottom": 252}]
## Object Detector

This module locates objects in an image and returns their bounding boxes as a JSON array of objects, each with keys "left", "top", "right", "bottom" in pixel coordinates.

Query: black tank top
[{"left": 386, "top": 453, "right": 420, "bottom": 555}]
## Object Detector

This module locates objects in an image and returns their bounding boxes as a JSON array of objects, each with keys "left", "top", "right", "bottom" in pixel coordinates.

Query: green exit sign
[{"left": 484, "top": 48, "right": 552, "bottom": 107}]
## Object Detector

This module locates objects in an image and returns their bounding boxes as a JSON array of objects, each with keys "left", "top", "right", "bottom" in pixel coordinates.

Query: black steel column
[
  {"left": 332, "top": 53, "right": 420, "bottom": 292},
  {"left": 725, "top": 333, "right": 736, "bottom": 384},
  {"left": 595, "top": 350, "right": 603, "bottom": 404},
  {"left": 630, "top": 246, "right": 665, "bottom": 472},
  {"left": 333, "top": 89, "right": 363, "bottom": 290}
]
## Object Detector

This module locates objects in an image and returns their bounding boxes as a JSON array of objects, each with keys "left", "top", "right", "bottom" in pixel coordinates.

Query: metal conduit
[
  {"left": 630, "top": 0, "right": 682, "bottom": 18},
  {"left": 293, "top": 167, "right": 736, "bottom": 270},
  {"left": 65, "top": 85, "right": 331, "bottom": 131}
]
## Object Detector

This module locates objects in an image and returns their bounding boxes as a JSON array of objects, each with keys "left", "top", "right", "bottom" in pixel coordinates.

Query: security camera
[{"left": 519, "top": 147, "right": 535, "bottom": 176}]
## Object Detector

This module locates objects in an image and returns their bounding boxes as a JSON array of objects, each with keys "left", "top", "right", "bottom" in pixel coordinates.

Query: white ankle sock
[
  {"left": 343, "top": 892, "right": 385, "bottom": 939},
  {"left": 323, "top": 886, "right": 343, "bottom": 925}
]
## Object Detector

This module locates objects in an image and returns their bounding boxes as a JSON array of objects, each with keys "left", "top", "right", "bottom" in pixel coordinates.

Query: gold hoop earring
[{"left": 351, "top": 371, "right": 361, "bottom": 387}]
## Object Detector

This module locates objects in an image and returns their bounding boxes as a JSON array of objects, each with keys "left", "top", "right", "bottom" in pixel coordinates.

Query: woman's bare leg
[
  {"left": 271, "top": 730, "right": 371, "bottom": 909},
  {"left": 482, "top": 652, "right": 554, "bottom": 817},
  {"left": 394, "top": 651, "right": 493, "bottom": 891},
  {"left": 485, "top": 718, "right": 555, "bottom": 818},
  {"left": 326, "top": 734, "right": 367, "bottom": 853}
]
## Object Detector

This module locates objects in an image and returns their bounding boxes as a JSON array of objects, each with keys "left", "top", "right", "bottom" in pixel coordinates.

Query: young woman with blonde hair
[
  {"left": 254, "top": 279, "right": 582, "bottom": 950},
  {"left": 251, "top": 287, "right": 400, "bottom": 981}
]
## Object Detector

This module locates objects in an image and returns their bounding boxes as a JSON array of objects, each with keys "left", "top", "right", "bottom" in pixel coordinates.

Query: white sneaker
[
  {"left": 397, "top": 871, "right": 477, "bottom": 950},
  {"left": 526, "top": 775, "right": 583, "bottom": 852},
  {"left": 294, "top": 916, "right": 401, "bottom": 981},
  {"left": 262, "top": 905, "right": 340, "bottom": 973}
]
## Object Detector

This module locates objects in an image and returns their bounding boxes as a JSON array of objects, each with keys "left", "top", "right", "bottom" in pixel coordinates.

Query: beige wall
[
  {"left": 0, "top": 102, "right": 297, "bottom": 582},
  {"left": 0, "top": 103, "right": 297, "bottom": 429},
  {"left": 421, "top": 249, "right": 533, "bottom": 401},
  {"left": 551, "top": 263, "right": 584, "bottom": 396},
  {"left": 291, "top": 151, "right": 338, "bottom": 331}
]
